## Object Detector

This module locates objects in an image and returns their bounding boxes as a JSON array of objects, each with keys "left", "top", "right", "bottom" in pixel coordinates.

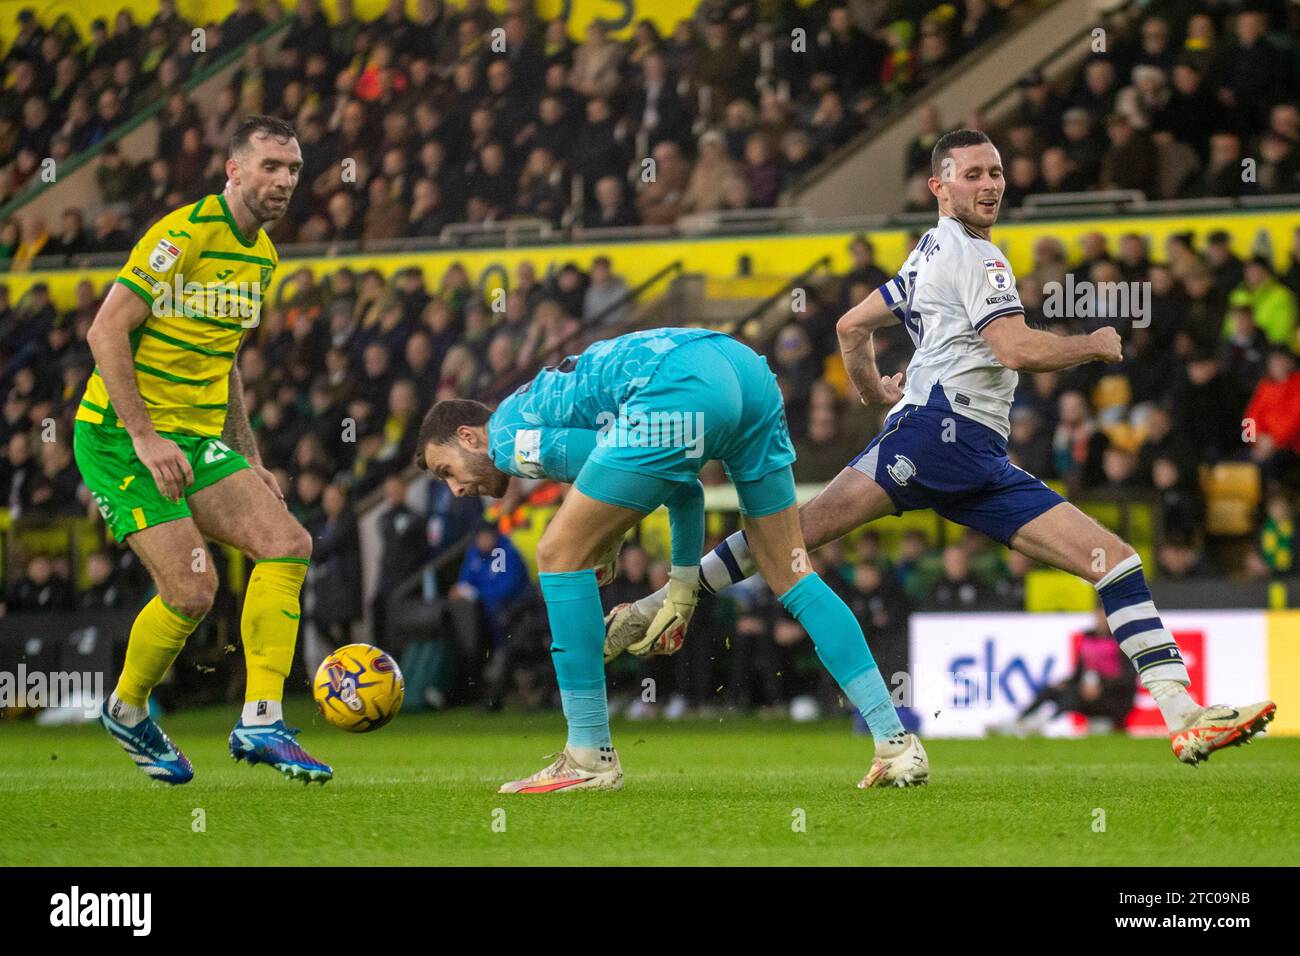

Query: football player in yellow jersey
[{"left": 76, "top": 116, "right": 332, "bottom": 784}]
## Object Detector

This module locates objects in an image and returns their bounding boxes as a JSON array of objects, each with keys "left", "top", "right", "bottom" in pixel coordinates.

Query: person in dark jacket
[
  {"left": 309, "top": 483, "right": 363, "bottom": 645},
  {"left": 372, "top": 475, "right": 429, "bottom": 644}
]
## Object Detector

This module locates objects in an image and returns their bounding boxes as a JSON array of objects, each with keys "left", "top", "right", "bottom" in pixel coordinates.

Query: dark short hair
[
  {"left": 414, "top": 399, "right": 492, "bottom": 470},
  {"left": 931, "top": 128, "right": 994, "bottom": 178},
  {"left": 231, "top": 114, "right": 297, "bottom": 156}
]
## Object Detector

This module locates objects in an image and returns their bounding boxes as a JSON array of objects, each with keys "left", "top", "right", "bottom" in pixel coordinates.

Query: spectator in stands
[
  {"left": 570, "top": 20, "right": 622, "bottom": 100},
  {"left": 1, "top": 430, "right": 37, "bottom": 515},
  {"left": 1008, "top": 405, "right": 1053, "bottom": 477},
  {"left": 1199, "top": 131, "right": 1255, "bottom": 197},
  {"left": 1061, "top": 108, "right": 1105, "bottom": 185},
  {"left": 583, "top": 255, "right": 630, "bottom": 326},
  {"left": 309, "top": 481, "right": 363, "bottom": 645},
  {"left": 1039, "top": 146, "right": 1085, "bottom": 194},
  {"left": 78, "top": 549, "right": 131, "bottom": 611},
  {"left": 1158, "top": 531, "right": 1216, "bottom": 578},
  {"left": 1244, "top": 347, "right": 1300, "bottom": 477},
  {"left": 637, "top": 139, "right": 690, "bottom": 225},
  {"left": 740, "top": 133, "right": 781, "bottom": 209},
  {"left": 1205, "top": 230, "right": 1245, "bottom": 298},
  {"left": 3, "top": 555, "right": 73, "bottom": 614},
  {"left": 1218, "top": 8, "right": 1285, "bottom": 133},
  {"left": 1098, "top": 113, "right": 1157, "bottom": 195},
  {"left": 448, "top": 521, "right": 532, "bottom": 707},
  {"left": 925, "top": 546, "right": 992, "bottom": 611},
  {"left": 1171, "top": 348, "right": 1246, "bottom": 463},
  {"left": 1155, "top": 61, "right": 1217, "bottom": 157},
  {"left": 1053, "top": 390, "right": 1104, "bottom": 490},
  {"left": 1015, "top": 70, "right": 1064, "bottom": 143},
  {"left": 793, "top": 401, "right": 864, "bottom": 482},
  {"left": 223, "top": 0, "right": 268, "bottom": 51},
  {"left": 584, "top": 175, "right": 639, "bottom": 228},
  {"left": 1073, "top": 58, "right": 1119, "bottom": 124},
  {"left": 26, "top": 439, "right": 82, "bottom": 518},
  {"left": 991, "top": 550, "right": 1032, "bottom": 609},
  {"left": 1152, "top": 453, "right": 1205, "bottom": 545},
  {"left": 1246, "top": 492, "right": 1295, "bottom": 578},
  {"left": 1222, "top": 304, "right": 1270, "bottom": 394},
  {"left": 373, "top": 474, "right": 428, "bottom": 644},
  {"left": 1229, "top": 257, "right": 1298, "bottom": 349}
]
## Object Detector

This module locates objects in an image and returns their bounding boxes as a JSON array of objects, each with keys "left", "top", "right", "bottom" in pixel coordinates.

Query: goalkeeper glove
[{"left": 630, "top": 565, "right": 699, "bottom": 657}]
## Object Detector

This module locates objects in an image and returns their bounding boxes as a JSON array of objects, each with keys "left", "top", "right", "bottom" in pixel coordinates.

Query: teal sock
[
  {"left": 778, "top": 574, "right": 905, "bottom": 742},
  {"left": 539, "top": 569, "right": 611, "bottom": 749}
]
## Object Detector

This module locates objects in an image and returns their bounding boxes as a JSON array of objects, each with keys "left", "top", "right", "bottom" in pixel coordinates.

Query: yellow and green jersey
[{"left": 76, "top": 193, "right": 278, "bottom": 438}]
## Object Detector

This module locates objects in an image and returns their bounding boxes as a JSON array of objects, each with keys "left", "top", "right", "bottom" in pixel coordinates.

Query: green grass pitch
[{"left": 2, "top": 701, "right": 1296, "bottom": 866}]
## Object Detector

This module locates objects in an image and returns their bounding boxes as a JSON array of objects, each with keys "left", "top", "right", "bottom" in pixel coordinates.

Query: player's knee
[
  {"left": 252, "top": 519, "right": 312, "bottom": 562},
  {"left": 283, "top": 522, "right": 313, "bottom": 561},
  {"left": 535, "top": 531, "right": 583, "bottom": 573},
  {"left": 165, "top": 570, "right": 217, "bottom": 620},
  {"left": 1110, "top": 540, "right": 1138, "bottom": 575},
  {"left": 535, "top": 533, "right": 563, "bottom": 572},
  {"left": 1087, "top": 539, "right": 1138, "bottom": 584}
]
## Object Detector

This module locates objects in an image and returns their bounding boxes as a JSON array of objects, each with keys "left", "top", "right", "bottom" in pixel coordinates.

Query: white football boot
[
  {"left": 859, "top": 734, "right": 929, "bottom": 788},
  {"left": 499, "top": 745, "right": 623, "bottom": 794},
  {"left": 1170, "top": 700, "right": 1276, "bottom": 765}
]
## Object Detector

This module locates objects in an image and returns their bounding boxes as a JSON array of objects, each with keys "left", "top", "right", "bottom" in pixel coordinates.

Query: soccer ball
[{"left": 313, "top": 644, "right": 405, "bottom": 733}]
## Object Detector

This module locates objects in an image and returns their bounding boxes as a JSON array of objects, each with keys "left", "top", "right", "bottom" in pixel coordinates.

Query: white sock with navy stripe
[
  {"left": 633, "top": 531, "right": 757, "bottom": 617},
  {"left": 1094, "top": 553, "right": 1201, "bottom": 731}
]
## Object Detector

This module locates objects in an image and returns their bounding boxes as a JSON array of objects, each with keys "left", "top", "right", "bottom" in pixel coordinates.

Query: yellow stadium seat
[
  {"left": 1200, "top": 462, "right": 1261, "bottom": 537},
  {"left": 821, "top": 353, "right": 850, "bottom": 398},
  {"left": 1092, "top": 374, "right": 1132, "bottom": 414}
]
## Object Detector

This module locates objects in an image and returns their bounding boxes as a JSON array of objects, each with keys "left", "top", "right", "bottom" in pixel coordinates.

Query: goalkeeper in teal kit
[{"left": 417, "top": 328, "right": 926, "bottom": 793}]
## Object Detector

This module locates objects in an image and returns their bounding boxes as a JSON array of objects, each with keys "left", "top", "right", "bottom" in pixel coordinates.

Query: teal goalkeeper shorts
[{"left": 574, "top": 335, "right": 797, "bottom": 517}]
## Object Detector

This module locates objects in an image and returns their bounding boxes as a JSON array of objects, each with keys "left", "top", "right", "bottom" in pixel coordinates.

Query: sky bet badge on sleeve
[{"left": 149, "top": 239, "right": 182, "bottom": 273}]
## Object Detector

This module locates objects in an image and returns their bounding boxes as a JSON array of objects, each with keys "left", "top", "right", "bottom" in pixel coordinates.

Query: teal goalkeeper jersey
[{"left": 487, "top": 327, "right": 726, "bottom": 482}]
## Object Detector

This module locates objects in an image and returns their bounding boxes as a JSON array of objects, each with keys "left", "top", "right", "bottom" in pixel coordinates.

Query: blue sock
[
  {"left": 779, "top": 573, "right": 905, "bottom": 742},
  {"left": 539, "top": 570, "right": 611, "bottom": 749}
]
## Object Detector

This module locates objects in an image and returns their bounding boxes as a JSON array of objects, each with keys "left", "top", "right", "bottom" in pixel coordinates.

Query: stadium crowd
[
  {"left": 0, "top": 0, "right": 1022, "bottom": 262},
  {"left": 903, "top": 2, "right": 1300, "bottom": 207}
]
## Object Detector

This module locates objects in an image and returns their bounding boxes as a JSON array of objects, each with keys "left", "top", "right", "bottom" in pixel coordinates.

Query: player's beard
[
  {"left": 462, "top": 448, "right": 511, "bottom": 498},
  {"left": 250, "top": 187, "right": 291, "bottom": 225}
]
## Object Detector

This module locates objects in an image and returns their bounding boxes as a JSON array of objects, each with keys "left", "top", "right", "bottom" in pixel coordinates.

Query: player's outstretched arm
[
  {"left": 980, "top": 313, "right": 1122, "bottom": 372},
  {"left": 837, "top": 288, "right": 904, "bottom": 405},
  {"left": 86, "top": 283, "right": 194, "bottom": 502}
]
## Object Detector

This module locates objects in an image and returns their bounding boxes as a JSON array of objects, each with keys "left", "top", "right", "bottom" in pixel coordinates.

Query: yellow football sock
[
  {"left": 241, "top": 558, "right": 308, "bottom": 703},
  {"left": 115, "top": 596, "right": 201, "bottom": 708}
]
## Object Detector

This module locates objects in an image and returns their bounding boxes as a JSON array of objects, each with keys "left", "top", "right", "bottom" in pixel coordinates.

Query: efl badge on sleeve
[
  {"left": 148, "top": 239, "right": 182, "bottom": 273},
  {"left": 983, "top": 258, "right": 1012, "bottom": 292}
]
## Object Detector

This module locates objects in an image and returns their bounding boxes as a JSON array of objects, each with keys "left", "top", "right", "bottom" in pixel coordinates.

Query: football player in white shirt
[{"left": 609, "top": 130, "right": 1275, "bottom": 774}]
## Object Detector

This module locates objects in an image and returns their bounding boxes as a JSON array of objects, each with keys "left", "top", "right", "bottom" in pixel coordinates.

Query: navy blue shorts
[{"left": 849, "top": 405, "right": 1065, "bottom": 545}]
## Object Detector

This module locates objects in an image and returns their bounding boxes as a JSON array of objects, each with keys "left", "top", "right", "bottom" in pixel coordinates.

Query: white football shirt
[{"left": 877, "top": 216, "right": 1024, "bottom": 439}]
